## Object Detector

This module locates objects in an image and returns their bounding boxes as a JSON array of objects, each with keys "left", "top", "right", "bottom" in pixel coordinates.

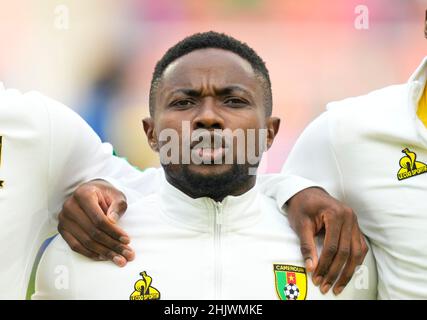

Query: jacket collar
[
  {"left": 408, "top": 56, "right": 427, "bottom": 84},
  {"left": 407, "top": 57, "right": 427, "bottom": 115},
  {"left": 157, "top": 173, "right": 262, "bottom": 232}
]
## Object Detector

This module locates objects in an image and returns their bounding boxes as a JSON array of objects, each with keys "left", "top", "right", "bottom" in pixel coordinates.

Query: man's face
[{"left": 144, "top": 48, "right": 279, "bottom": 198}]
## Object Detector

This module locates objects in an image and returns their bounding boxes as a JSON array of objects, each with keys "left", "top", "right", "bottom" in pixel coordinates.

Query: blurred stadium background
[{"left": 1, "top": 0, "right": 427, "bottom": 172}]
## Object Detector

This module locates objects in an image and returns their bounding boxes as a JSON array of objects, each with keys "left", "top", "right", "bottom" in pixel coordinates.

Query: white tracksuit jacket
[{"left": 33, "top": 176, "right": 377, "bottom": 300}]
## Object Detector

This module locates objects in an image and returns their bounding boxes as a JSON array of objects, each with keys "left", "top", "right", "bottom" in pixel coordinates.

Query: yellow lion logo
[
  {"left": 397, "top": 148, "right": 427, "bottom": 180},
  {"left": 130, "top": 271, "right": 160, "bottom": 300}
]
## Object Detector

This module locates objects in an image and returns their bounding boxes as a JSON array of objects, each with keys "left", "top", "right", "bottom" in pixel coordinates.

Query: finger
[
  {"left": 98, "top": 191, "right": 109, "bottom": 213},
  {"left": 61, "top": 201, "right": 134, "bottom": 260},
  {"left": 59, "top": 228, "right": 100, "bottom": 260},
  {"left": 359, "top": 232, "right": 369, "bottom": 264},
  {"left": 333, "top": 226, "right": 368, "bottom": 295},
  {"left": 74, "top": 192, "right": 130, "bottom": 243},
  {"left": 313, "top": 211, "right": 343, "bottom": 285},
  {"left": 295, "top": 219, "right": 318, "bottom": 273},
  {"left": 319, "top": 214, "right": 353, "bottom": 294},
  {"left": 61, "top": 217, "right": 128, "bottom": 267},
  {"left": 106, "top": 196, "right": 128, "bottom": 224},
  {"left": 334, "top": 224, "right": 369, "bottom": 294}
]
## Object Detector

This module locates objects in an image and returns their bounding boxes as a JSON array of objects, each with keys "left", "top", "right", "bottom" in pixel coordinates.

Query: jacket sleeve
[
  {"left": 280, "top": 111, "right": 345, "bottom": 202},
  {"left": 257, "top": 174, "right": 322, "bottom": 213}
]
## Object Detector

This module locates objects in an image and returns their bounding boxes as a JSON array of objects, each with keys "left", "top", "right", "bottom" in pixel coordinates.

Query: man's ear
[
  {"left": 266, "top": 117, "right": 280, "bottom": 150},
  {"left": 142, "top": 117, "right": 159, "bottom": 152}
]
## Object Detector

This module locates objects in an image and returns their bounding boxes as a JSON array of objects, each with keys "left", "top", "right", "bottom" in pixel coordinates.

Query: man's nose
[{"left": 193, "top": 98, "right": 224, "bottom": 130}]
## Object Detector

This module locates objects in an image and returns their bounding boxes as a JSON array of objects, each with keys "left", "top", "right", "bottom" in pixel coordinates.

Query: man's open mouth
[
  {"left": 193, "top": 146, "right": 227, "bottom": 162},
  {"left": 190, "top": 131, "right": 231, "bottom": 163}
]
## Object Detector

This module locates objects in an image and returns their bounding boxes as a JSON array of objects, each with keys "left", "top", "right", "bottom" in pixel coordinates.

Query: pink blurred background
[{"left": 1, "top": 0, "right": 427, "bottom": 172}]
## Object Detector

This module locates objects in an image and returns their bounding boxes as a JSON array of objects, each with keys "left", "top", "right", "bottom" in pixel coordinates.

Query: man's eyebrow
[
  {"left": 169, "top": 86, "right": 253, "bottom": 97},
  {"left": 170, "top": 88, "right": 201, "bottom": 97},
  {"left": 215, "top": 85, "right": 252, "bottom": 96}
]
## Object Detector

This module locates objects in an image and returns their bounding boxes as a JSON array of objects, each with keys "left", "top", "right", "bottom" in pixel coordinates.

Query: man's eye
[
  {"left": 224, "top": 98, "right": 248, "bottom": 106},
  {"left": 171, "top": 100, "right": 195, "bottom": 107}
]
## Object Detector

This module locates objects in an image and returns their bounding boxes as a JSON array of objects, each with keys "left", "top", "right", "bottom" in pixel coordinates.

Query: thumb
[{"left": 106, "top": 194, "right": 128, "bottom": 224}]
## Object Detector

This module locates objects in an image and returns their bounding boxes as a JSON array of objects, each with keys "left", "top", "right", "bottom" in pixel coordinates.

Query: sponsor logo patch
[
  {"left": 130, "top": 271, "right": 160, "bottom": 300},
  {"left": 397, "top": 148, "right": 427, "bottom": 181}
]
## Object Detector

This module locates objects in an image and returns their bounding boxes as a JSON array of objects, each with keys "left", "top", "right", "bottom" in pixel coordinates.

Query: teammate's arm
[
  {"left": 260, "top": 111, "right": 367, "bottom": 295},
  {"left": 44, "top": 96, "right": 150, "bottom": 266}
]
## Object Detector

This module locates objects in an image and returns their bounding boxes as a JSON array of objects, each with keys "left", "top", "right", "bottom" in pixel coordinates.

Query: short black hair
[{"left": 149, "top": 31, "right": 272, "bottom": 116}]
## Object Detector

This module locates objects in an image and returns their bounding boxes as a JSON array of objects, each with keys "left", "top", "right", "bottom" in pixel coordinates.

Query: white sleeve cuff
[
  {"left": 275, "top": 175, "right": 323, "bottom": 215},
  {"left": 89, "top": 176, "right": 143, "bottom": 205}
]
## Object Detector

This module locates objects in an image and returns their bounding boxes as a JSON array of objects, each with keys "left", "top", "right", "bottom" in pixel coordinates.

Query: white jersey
[
  {"left": 0, "top": 84, "right": 162, "bottom": 299},
  {"left": 33, "top": 176, "right": 377, "bottom": 300},
  {"left": 282, "top": 57, "right": 427, "bottom": 299}
]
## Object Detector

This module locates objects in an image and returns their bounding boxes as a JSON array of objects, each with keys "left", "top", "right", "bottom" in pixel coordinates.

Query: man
[
  {"left": 33, "top": 32, "right": 376, "bottom": 300},
  {"left": 281, "top": 56, "right": 427, "bottom": 299}
]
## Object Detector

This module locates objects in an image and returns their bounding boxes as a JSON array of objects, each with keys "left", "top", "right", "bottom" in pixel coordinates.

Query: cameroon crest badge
[{"left": 274, "top": 264, "right": 307, "bottom": 300}]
